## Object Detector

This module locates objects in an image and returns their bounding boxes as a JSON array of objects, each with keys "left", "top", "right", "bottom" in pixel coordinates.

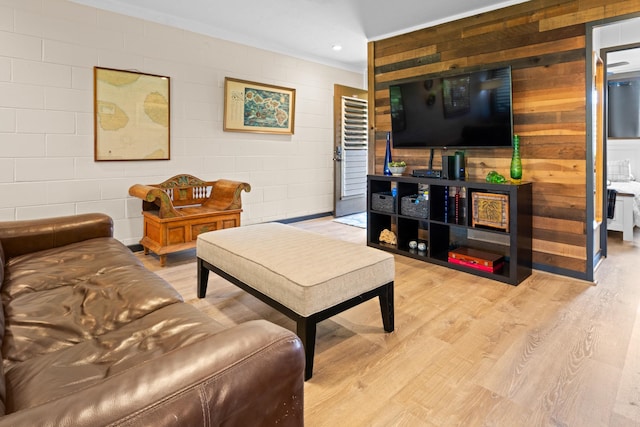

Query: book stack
[
  {"left": 443, "top": 186, "right": 449, "bottom": 223},
  {"left": 455, "top": 188, "right": 460, "bottom": 224},
  {"left": 448, "top": 247, "right": 504, "bottom": 273}
]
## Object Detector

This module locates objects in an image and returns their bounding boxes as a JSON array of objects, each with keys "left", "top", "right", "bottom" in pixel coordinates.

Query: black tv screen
[{"left": 389, "top": 66, "right": 513, "bottom": 148}]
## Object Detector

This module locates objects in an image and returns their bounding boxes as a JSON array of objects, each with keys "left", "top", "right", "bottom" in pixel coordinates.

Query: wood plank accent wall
[{"left": 368, "top": 0, "right": 640, "bottom": 279}]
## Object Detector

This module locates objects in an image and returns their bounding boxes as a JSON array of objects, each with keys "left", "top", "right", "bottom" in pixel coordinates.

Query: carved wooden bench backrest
[
  {"left": 152, "top": 175, "right": 214, "bottom": 208},
  {"left": 130, "top": 174, "right": 251, "bottom": 218}
]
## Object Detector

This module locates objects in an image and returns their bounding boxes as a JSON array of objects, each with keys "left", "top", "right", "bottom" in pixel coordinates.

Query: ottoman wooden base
[
  {"left": 198, "top": 258, "right": 393, "bottom": 380},
  {"left": 196, "top": 222, "right": 395, "bottom": 380}
]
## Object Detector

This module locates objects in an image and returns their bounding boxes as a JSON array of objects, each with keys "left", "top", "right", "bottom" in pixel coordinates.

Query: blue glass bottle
[{"left": 383, "top": 132, "right": 392, "bottom": 176}]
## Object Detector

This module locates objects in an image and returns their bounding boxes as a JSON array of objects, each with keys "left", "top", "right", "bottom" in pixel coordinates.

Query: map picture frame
[
  {"left": 93, "top": 67, "right": 170, "bottom": 161},
  {"left": 223, "top": 77, "right": 296, "bottom": 135}
]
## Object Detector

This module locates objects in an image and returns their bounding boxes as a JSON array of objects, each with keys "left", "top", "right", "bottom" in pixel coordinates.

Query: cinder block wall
[{"left": 0, "top": 0, "right": 363, "bottom": 244}]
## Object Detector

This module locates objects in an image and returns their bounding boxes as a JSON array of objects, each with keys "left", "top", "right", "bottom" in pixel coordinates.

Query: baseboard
[
  {"left": 126, "top": 213, "right": 332, "bottom": 252},
  {"left": 276, "top": 212, "right": 332, "bottom": 224},
  {"left": 128, "top": 244, "right": 144, "bottom": 253}
]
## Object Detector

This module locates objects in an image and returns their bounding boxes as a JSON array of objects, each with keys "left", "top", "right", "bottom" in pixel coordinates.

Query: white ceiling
[
  {"left": 608, "top": 48, "right": 640, "bottom": 76},
  {"left": 596, "top": 16, "right": 640, "bottom": 78},
  {"left": 70, "top": 0, "right": 530, "bottom": 72}
]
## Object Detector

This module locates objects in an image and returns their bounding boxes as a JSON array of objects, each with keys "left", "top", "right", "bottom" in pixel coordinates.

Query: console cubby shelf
[{"left": 367, "top": 175, "right": 532, "bottom": 285}]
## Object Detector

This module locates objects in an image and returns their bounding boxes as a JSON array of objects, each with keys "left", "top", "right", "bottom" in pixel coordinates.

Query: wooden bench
[
  {"left": 196, "top": 222, "right": 395, "bottom": 380},
  {"left": 129, "top": 174, "right": 250, "bottom": 266}
]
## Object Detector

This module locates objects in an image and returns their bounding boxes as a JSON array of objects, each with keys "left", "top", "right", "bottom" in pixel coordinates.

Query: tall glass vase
[
  {"left": 383, "top": 132, "right": 392, "bottom": 176},
  {"left": 510, "top": 134, "right": 522, "bottom": 183}
]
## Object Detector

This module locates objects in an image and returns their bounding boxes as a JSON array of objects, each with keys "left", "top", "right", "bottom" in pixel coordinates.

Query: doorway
[
  {"left": 589, "top": 15, "right": 640, "bottom": 267},
  {"left": 333, "top": 84, "right": 369, "bottom": 217},
  {"left": 602, "top": 44, "right": 640, "bottom": 246}
]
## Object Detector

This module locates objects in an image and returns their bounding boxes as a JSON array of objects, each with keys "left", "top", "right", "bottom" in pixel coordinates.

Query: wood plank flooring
[{"left": 137, "top": 218, "right": 640, "bottom": 426}]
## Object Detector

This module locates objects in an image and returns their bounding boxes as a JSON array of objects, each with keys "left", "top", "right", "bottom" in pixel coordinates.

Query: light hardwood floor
[{"left": 137, "top": 218, "right": 640, "bottom": 427}]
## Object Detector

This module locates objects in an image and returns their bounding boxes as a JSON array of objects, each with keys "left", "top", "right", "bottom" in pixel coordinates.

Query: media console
[{"left": 367, "top": 174, "right": 532, "bottom": 285}]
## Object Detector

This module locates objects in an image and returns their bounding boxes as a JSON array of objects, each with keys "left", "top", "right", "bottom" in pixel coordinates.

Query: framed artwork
[
  {"left": 472, "top": 192, "right": 510, "bottom": 232},
  {"left": 94, "top": 67, "right": 170, "bottom": 161},
  {"left": 223, "top": 77, "right": 295, "bottom": 135}
]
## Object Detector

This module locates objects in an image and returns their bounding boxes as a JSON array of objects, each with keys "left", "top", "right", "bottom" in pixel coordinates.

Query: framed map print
[
  {"left": 223, "top": 77, "right": 295, "bottom": 135},
  {"left": 94, "top": 67, "right": 170, "bottom": 161}
]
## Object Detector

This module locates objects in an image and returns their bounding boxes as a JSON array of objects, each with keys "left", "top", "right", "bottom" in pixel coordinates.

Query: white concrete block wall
[{"left": 0, "top": 0, "right": 364, "bottom": 245}]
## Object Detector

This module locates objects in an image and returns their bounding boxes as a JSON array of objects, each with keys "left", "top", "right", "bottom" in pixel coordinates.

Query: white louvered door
[
  {"left": 340, "top": 96, "right": 368, "bottom": 199},
  {"left": 333, "top": 85, "right": 368, "bottom": 217}
]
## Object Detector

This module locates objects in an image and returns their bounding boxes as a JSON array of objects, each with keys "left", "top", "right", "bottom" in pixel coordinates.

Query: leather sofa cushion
[
  {"left": 0, "top": 319, "right": 302, "bottom": 425},
  {"left": 1, "top": 237, "right": 183, "bottom": 370},
  {"left": 4, "top": 302, "right": 227, "bottom": 413}
]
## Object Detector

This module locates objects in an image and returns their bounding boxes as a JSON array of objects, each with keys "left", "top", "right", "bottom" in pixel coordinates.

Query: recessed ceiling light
[{"left": 332, "top": 44, "right": 342, "bottom": 51}]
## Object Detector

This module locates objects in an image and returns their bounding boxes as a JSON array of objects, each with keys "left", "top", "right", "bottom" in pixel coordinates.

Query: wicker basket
[
  {"left": 371, "top": 192, "right": 395, "bottom": 213},
  {"left": 401, "top": 194, "right": 429, "bottom": 218}
]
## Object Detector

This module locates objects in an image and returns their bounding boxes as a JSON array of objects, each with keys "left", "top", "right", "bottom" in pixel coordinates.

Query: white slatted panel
[{"left": 341, "top": 96, "right": 368, "bottom": 199}]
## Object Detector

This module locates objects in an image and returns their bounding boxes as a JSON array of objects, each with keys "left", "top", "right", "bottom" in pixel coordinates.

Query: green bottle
[{"left": 510, "top": 134, "right": 522, "bottom": 183}]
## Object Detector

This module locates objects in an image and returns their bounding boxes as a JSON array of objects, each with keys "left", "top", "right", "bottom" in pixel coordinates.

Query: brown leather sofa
[{"left": 0, "top": 213, "right": 304, "bottom": 426}]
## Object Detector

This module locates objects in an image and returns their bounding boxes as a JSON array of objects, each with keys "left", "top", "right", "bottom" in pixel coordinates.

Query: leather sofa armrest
[
  {"left": 0, "top": 213, "right": 113, "bottom": 260},
  {"left": 0, "top": 320, "right": 305, "bottom": 427}
]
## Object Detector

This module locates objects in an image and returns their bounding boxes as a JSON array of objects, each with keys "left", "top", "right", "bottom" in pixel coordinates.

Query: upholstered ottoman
[{"left": 196, "top": 222, "right": 395, "bottom": 380}]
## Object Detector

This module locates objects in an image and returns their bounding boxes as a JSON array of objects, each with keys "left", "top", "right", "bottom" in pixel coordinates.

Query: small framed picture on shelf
[{"left": 472, "top": 192, "right": 509, "bottom": 231}]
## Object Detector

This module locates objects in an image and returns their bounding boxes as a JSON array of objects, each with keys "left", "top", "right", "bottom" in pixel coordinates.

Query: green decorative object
[
  {"left": 486, "top": 171, "right": 506, "bottom": 183},
  {"left": 510, "top": 134, "right": 522, "bottom": 183}
]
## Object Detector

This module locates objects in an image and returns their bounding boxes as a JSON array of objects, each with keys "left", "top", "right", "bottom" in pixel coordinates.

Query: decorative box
[
  {"left": 448, "top": 247, "right": 504, "bottom": 267},
  {"left": 448, "top": 256, "right": 504, "bottom": 273},
  {"left": 401, "top": 195, "right": 429, "bottom": 218},
  {"left": 371, "top": 192, "right": 395, "bottom": 213},
  {"left": 472, "top": 192, "right": 509, "bottom": 231},
  {"left": 448, "top": 247, "right": 505, "bottom": 273}
]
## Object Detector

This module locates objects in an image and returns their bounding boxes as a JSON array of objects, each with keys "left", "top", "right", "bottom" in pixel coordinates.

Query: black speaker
[
  {"left": 442, "top": 155, "right": 455, "bottom": 179},
  {"left": 454, "top": 152, "right": 465, "bottom": 180}
]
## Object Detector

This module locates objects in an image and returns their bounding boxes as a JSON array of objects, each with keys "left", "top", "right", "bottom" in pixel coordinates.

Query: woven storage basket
[
  {"left": 401, "top": 194, "right": 429, "bottom": 218},
  {"left": 371, "top": 192, "right": 395, "bottom": 213}
]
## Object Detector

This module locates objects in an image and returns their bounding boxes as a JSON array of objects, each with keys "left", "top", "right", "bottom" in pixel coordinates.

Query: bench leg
[
  {"left": 379, "top": 282, "right": 394, "bottom": 332},
  {"left": 197, "top": 258, "right": 210, "bottom": 298},
  {"left": 296, "top": 317, "right": 316, "bottom": 381}
]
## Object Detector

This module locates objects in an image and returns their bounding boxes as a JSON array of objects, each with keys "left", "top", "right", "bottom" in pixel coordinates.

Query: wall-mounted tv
[{"left": 389, "top": 66, "right": 513, "bottom": 149}]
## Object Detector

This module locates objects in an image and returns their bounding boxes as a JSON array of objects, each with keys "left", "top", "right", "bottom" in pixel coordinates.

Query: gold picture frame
[
  {"left": 472, "top": 192, "right": 510, "bottom": 232},
  {"left": 223, "top": 77, "right": 295, "bottom": 135},
  {"left": 94, "top": 67, "right": 170, "bottom": 161}
]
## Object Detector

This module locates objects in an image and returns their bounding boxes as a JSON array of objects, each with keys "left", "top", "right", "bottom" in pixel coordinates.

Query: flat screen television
[{"left": 389, "top": 66, "right": 513, "bottom": 149}]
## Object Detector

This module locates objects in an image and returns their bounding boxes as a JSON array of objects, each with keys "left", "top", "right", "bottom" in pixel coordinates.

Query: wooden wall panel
[{"left": 369, "top": 0, "right": 640, "bottom": 278}]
